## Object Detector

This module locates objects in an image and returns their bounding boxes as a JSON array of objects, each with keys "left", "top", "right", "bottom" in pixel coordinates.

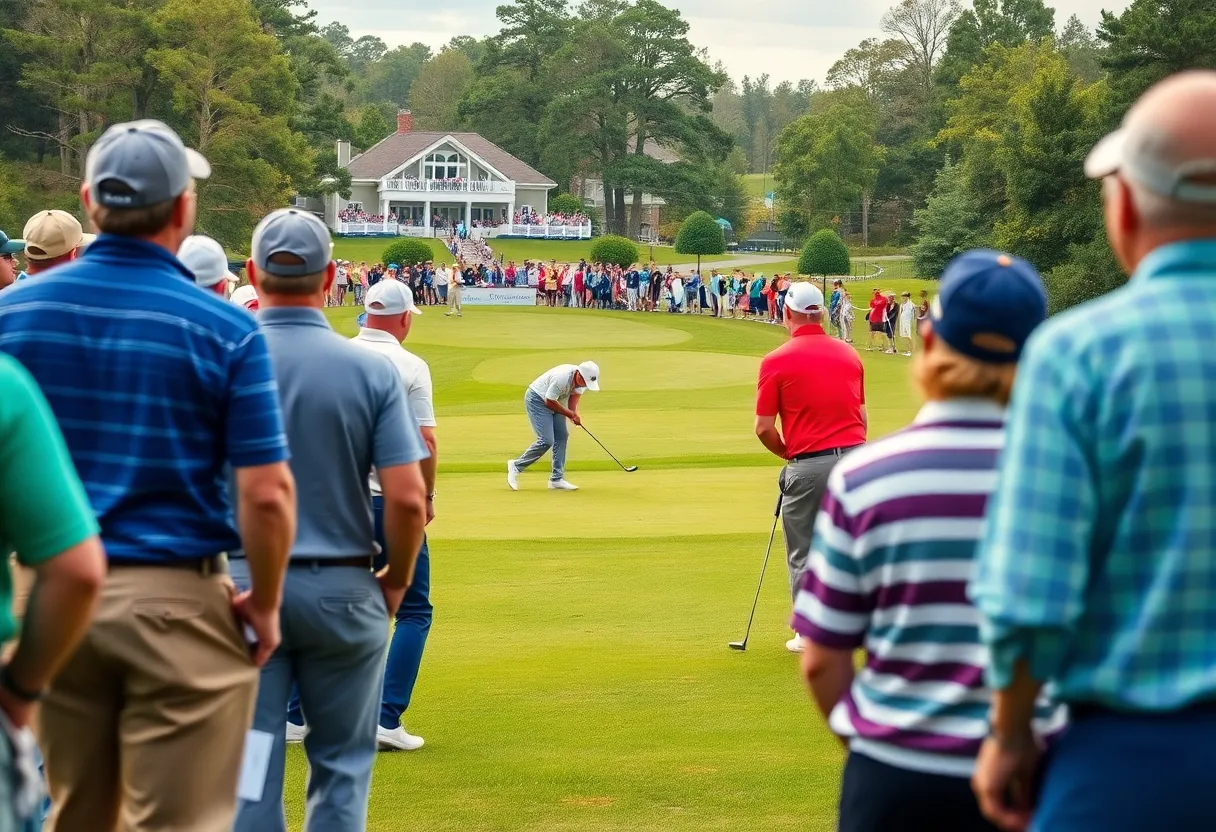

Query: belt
[
  {"left": 288, "top": 556, "right": 375, "bottom": 570},
  {"left": 108, "top": 554, "right": 228, "bottom": 576},
  {"left": 790, "top": 445, "right": 862, "bottom": 462}
]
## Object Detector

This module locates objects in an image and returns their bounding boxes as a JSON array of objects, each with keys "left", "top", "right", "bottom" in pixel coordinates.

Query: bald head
[{"left": 1091, "top": 71, "right": 1216, "bottom": 271}]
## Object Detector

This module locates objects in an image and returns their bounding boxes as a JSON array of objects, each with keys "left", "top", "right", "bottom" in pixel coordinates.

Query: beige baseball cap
[{"left": 23, "top": 210, "right": 84, "bottom": 260}]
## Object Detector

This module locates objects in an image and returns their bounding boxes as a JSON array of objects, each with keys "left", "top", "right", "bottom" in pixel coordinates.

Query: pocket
[
  {"left": 318, "top": 591, "right": 388, "bottom": 645},
  {"left": 133, "top": 599, "right": 206, "bottom": 624}
]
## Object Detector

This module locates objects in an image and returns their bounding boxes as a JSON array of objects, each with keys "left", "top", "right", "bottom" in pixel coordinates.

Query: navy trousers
[
  {"left": 1032, "top": 708, "right": 1216, "bottom": 831},
  {"left": 287, "top": 497, "right": 432, "bottom": 731},
  {"left": 838, "top": 751, "right": 997, "bottom": 832}
]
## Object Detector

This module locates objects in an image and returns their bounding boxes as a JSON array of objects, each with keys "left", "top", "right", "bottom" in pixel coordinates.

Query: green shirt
[{"left": 0, "top": 354, "right": 99, "bottom": 643}]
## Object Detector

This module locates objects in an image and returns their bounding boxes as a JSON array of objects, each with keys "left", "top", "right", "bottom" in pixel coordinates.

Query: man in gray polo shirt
[{"left": 231, "top": 209, "right": 429, "bottom": 832}]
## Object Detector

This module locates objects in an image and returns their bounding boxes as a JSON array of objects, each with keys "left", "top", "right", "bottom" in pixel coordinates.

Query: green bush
[
  {"left": 382, "top": 238, "right": 434, "bottom": 267},
  {"left": 798, "top": 229, "right": 851, "bottom": 277},
  {"left": 674, "top": 210, "right": 727, "bottom": 258},
  {"left": 588, "top": 235, "right": 640, "bottom": 269},
  {"left": 549, "top": 193, "right": 584, "bottom": 216}
]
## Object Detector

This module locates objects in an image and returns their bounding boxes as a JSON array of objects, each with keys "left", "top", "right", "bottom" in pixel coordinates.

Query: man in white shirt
[
  {"left": 445, "top": 262, "right": 463, "bottom": 317},
  {"left": 351, "top": 280, "right": 438, "bottom": 752},
  {"left": 508, "top": 362, "right": 601, "bottom": 492}
]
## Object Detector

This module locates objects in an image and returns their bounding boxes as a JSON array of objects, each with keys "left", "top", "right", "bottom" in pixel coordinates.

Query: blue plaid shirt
[{"left": 971, "top": 238, "right": 1216, "bottom": 711}]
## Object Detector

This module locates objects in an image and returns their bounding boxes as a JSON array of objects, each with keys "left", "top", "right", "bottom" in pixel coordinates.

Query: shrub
[
  {"left": 382, "top": 238, "right": 434, "bottom": 267},
  {"left": 588, "top": 235, "right": 640, "bottom": 269},
  {"left": 674, "top": 211, "right": 727, "bottom": 271},
  {"left": 798, "top": 229, "right": 851, "bottom": 277},
  {"left": 548, "top": 193, "right": 584, "bottom": 216}
]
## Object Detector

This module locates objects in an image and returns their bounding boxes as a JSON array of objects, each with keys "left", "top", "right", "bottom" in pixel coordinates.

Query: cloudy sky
[{"left": 309, "top": 0, "right": 1128, "bottom": 85}]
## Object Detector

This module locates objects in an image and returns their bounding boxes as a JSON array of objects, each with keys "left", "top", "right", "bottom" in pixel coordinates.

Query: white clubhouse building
[{"left": 326, "top": 110, "right": 583, "bottom": 238}]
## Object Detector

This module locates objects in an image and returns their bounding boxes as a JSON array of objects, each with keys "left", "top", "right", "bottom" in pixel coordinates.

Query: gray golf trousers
[
  {"left": 781, "top": 454, "right": 849, "bottom": 598},
  {"left": 515, "top": 390, "right": 568, "bottom": 481}
]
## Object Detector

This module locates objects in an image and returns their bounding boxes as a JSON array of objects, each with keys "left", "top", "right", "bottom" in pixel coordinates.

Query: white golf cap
[
  {"left": 785, "top": 282, "right": 825, "bottom": 314},
  {"left": 364, "top": 280, "right": 421, "bottom": 316},
  {"left": 178, "top": 235, "right": 239, "bottom": 289},
  {"left": 1085, "top": 116, "right": 1216, "bottom": 205},
  {"left": 578, "top": 361, "right": 601, "bottom": 392},
  {"left": 230, "top": 284, "right": 259, "bottom": 311}
]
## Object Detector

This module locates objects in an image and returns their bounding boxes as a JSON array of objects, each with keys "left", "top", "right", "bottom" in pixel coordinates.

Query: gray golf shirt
[{"left": 257, "top": 307, "right": 428, "bottom": 559}]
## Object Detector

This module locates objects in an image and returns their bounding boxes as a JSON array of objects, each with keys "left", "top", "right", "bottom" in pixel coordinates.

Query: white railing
[
  {"left": 337, "top": 222, "right": 431, "bottom": 237},
  {"left": 504, "top": 223, "right": 592, "bottom": 240},
  {"left": 380, "top": 178, "right": 515, "bottom": 194}
]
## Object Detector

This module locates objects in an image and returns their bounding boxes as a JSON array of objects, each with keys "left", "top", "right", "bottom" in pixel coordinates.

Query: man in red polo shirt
[
  {"left": 867, "top": 288, "right": 889, "bottom": 351},
  {"left": 756, "top": 282, "right": 866, "bottom": 652}
]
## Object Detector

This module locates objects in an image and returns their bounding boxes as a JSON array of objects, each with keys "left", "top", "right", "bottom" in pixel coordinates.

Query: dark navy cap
[
  {"left": 85, "top": 120, "right": 211, "bottom": 208},
  {"left": 251, "top": 209, "right": 333, "bottom": 278},
  {"left": 931, "top": 249, "right": 1048, "bottom": 364}
]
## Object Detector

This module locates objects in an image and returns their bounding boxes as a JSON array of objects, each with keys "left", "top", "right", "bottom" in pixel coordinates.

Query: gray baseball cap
[
  {"left": 251, "top": 209, "right": 333, "bottom": 277},
  {"left": 85, "top": 120, "right": 211, "bottom": 208},
  {"left": 1086, "top": 121, "right": 1216, "bottom": 204}
]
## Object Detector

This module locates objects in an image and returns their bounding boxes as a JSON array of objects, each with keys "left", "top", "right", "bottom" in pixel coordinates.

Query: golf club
[
  {"left": 729, "top": 491, "right": 783, "bottom": 651},
  {"left": 580, "top": 425, "right": 638, "bottom": 472}
]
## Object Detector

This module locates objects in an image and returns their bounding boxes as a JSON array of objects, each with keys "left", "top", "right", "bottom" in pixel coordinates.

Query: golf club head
[
  {"left": 728, "top": 641, "right": 747, "bottom": 651},
  {"left": 625, "top": 466, "right": 639, "bottom": 472}
]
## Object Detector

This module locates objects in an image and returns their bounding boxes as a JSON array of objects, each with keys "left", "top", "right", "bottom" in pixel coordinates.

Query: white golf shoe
[
  {"left": 507, "top": 459, "right": 520, "bottom": 491},
  {"left": 548, "top": 479, "right": 579, "bottom": 491},
  {"left": 377, "top": 725, "right": 425, "bottom": 751},
  {"left": 786, "top": 635, "right": 805, "bottom": 653},
  {"left": 285, "top": 721, "right": 307, "bottom": 743}
]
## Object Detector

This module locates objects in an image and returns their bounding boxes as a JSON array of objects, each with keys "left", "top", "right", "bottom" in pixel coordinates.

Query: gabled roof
[{"left": 346, "top": 131, "right": 557, "bottom": 187}]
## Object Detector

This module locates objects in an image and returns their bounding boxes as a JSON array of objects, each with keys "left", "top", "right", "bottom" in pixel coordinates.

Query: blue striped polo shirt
[
  {"left": 0, "top": 235, "right": 288, "bottom": 563},
  {"left": 792, "top": 399, "right": 1065, "bottom": 777}
]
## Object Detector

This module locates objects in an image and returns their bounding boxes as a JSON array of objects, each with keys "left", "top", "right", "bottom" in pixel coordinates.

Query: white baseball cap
[
  {"left": 364, "top": 280, "right": 421, "bottom": 317},
  {"left": 785, "top": 282, "right": 825, "bottom": 314},
  {"left": 178, "top": 235, "right": 239, "bottom": 289},
  {"left": 578, "top": 361, "right": 601, "bottom": 392},
  {"left": 1085, "top": 114, "right": 1216, "bottom": 204},
  {"left": 230, "top": 284, "right": 259, "bottom": 311}
]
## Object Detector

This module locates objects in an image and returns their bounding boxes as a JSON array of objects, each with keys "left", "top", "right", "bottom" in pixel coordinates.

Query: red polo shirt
[
  {"left": 756, "top": 324, "right": 866, "bottom": 458},
  {"left": 868, "top": 294, "right": 888, "bottom": 324}
]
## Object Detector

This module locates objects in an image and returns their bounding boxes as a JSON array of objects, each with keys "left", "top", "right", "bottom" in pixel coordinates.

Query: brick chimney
[{"left": 397, "top": 109, "right": 414, "bottom": 134}]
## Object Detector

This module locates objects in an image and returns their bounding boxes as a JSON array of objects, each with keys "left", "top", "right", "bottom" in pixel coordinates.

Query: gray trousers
[
  {"left": 781, "top": 455, "right": 847, "bottom": 598},
  {"left": 514, "top": 390, "right": 568, "bottom": 482},
  {"left": 231, "top": 560, "right": 388, "bottom": 832}
]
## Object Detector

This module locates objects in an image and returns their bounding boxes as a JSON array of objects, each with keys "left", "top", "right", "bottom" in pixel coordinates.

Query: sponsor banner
[{"left": 460, "top": 287, "right": 536, "bottom": 307}]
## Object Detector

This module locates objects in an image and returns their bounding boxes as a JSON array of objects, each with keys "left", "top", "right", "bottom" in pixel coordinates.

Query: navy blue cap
[
  {"left": 931, "top": 249, "right": 1047, "bottom": 364},
  {"left": 0, "top": 230, "right": 23, "bottom": 255}
]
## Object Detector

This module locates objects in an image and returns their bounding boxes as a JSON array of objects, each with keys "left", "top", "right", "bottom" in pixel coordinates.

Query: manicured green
[
  {"left": 333, "top": 237, "right": 454, "bottom": 265},
  {"left": 382, "top": 238, "right": 436, "bottom": 267},
  {"left": 798, "top": 229, "right": 851, "bottom": 278},
  {"left": 282, "top": 291, "right": 932, "bottom": 831}
]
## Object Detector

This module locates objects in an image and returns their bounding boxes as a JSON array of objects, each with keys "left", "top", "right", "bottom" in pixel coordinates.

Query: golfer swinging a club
[{"left": 508, "top": 361, "right": 600, "bottom": 492}]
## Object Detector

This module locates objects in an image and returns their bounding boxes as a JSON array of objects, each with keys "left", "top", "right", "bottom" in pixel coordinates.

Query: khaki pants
[
  {"left": 38, "top": 566, "right": 257, "bottom": 832},
  {"left": 448, "top": 285, "right": 462, "bottom": 315}
]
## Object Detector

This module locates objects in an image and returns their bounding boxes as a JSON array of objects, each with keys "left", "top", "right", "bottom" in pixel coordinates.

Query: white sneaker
[
  {"left": 377, "top": 725, "right": 425, "bottom": 751},
  {"left": 548, "top": 479, "right": 579, "bottom": 491},
  {"left": 285, "top": 721, "right": 307, "bottom": 743},
  {"left": 785, "top": 635, "right": 805, "bottom": 653},
  {"left": 507, "top": 459, "right": 520, "bottom": 491}
]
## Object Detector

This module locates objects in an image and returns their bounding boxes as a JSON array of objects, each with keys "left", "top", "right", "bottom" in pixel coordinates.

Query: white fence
[
  {"left": 503, "top": 223, "right": 592, "bottom": 240},
  {"left": 337, "top": 222, "right": 431, "bottom": 236},
  {"left": 381, "top": 178, "right": 515, "bottom": 194}
]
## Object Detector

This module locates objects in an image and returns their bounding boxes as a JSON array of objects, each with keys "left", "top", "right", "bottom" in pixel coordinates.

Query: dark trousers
[
  {"left": 287, "top": 497, "right": 433, "bottom": 731},
  {"left": 1033, "top": 708, "right": 1216, "bottom": 831},
  {"left": 838, "top": 752, "right": 996, "bottom": 832}
]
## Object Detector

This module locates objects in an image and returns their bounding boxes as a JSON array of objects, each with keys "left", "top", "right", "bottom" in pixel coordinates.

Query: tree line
[{"left": 1, "top": 0, "right": 1213, "bottom": 310}]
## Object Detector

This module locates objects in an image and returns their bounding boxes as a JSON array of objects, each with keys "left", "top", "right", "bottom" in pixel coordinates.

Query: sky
[{"left": 308, "top": 0, "right": 1130, "bottom": 86}]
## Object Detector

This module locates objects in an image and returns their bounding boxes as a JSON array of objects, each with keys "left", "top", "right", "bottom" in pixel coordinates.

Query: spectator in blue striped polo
[
  {"left": 0, "top": 119, "right": 296, "bottom": 831},
  {"left": 791, "top": 249, "right": 1059, "bottom": 832},
  {"left": 970, "top": 71, "right": 1216, "bottom": 832}
]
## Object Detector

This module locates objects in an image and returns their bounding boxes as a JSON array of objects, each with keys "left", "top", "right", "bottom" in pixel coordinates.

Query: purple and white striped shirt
[{"left": 792, "top": 399, "right": 1065, "bottom": 777}]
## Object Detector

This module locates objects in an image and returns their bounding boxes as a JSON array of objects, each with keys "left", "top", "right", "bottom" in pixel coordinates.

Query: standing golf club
[
  {"left": 729, "top": 492, "right": 783, "bottom": 651},
  {"left": 580, "top": 425, "right": 638, "bottom": 472}
]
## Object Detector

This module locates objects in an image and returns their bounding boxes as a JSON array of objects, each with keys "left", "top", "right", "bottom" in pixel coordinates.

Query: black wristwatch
[{"left": 0, "top": 665, "right": 43, "bottom": 703}]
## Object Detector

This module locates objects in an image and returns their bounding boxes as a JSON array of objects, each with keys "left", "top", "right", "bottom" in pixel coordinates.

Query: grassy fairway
[{"left": 283, "top": 292, "right": 930, "bottom": 831}]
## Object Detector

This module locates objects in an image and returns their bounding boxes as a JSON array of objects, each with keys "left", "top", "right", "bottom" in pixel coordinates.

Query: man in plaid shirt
[{"left": 969, "top": 71, "right": 1216, "bottom": 832}]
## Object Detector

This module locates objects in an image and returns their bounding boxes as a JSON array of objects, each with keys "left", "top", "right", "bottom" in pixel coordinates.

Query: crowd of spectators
[{"left": 512, "top": 207, "right": 590, "bottom": 227}]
